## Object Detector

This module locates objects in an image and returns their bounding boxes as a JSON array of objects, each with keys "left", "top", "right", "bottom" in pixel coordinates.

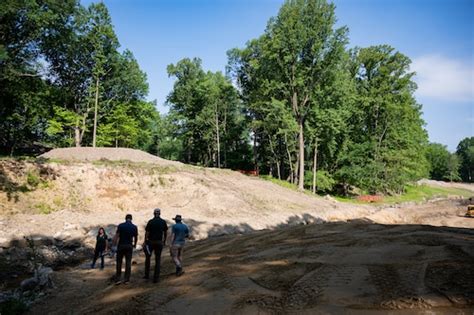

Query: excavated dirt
[
  {"left": 1, "top": 148, "right": 473, "bottom": 314},
  {"left": 29, "top": 221, "right": 474, "bottom": 314},
  {"left": 39, "top": 147, "right": 182, "bottom": 167}
]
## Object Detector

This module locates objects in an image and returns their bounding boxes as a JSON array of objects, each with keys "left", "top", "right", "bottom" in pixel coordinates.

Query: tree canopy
[{"left": 1, "top": 0, "right": 465, "bottom": 194}]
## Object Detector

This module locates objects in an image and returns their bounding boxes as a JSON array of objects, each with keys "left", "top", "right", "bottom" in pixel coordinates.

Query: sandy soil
[
  {"left": 0, "top": 157, "right": 376, "bottom": 246},
  {"left": 39, "top": 147, "right": 182, "bottom": 167},
  {"left": 1, "top": 148, "right": 473, "bottom": 314},
  {"left": 29, "top": 221, "right": 474, "bottom": 314}
]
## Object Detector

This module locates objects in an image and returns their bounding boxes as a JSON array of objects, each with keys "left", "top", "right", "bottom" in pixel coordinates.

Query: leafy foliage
[
  {"left": 456, "top": 137, "right": 474, "bottom": 182},
  {"left": 166, "top": 58, "right": 251, "bottom": 169},
  {"left": 0, "top": 0, "right": 159, "bottom": 153},
  {"left": 1, "top": 0, "right": 462, "bottom": 195}
]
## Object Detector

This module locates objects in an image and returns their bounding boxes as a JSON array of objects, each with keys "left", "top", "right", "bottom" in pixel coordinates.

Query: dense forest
[{"left": 1, "top": 0, "right": 472, "bottom": 194}]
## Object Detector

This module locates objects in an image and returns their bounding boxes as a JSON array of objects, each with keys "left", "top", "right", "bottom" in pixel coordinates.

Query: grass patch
[
  {"left": 52, "top": 196, "right": 63, "bottom": 208},
  {"left": 260, "top": 175, "right": 472, "bottom": 205},
  {"left": 383, "top": 184, "right": 472, "bottom": 204},
  {"left": 260, "top": 175, "right": 299, "bottom": 191},
  {"left": 26, "top": 170, "right": 41, "bottom": 188},
  {"left": 335, "top": 184, "right": 472, "bottom": 204},
  {"left": 0, "top": 156, "right": 36, "bottom": 162},
  {"left": 34, "top": 202, "right": 53, "bottom": 214}
]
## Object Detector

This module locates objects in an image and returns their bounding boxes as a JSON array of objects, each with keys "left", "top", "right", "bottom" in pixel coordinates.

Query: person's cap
[
  {"left": 125, "top": 214, "right": 133, "bottom": 220},
  {"left": 154, "top": 208, "right": 161, "bottom": 215},
  {"left": 173, "top": 215, "right": 182, "bottom": 221}
]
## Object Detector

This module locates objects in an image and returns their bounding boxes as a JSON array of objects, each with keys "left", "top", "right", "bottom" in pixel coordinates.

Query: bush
[
  {"left": 26, "top": 170, "right": 41, "bottom": 188},
  {"left": 304, "top": 170, "right": 335, "bottom": 193}
]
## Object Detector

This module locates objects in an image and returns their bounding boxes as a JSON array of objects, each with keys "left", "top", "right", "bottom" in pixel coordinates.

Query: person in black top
[
  {"left": 143, "top": 208, "right": 168, "bottom": 283},
  {"left": 91, "top": 227, "right": 108, "bottom": 269},
  {"left": 112, "top": 214, "right": 138, "bottom": 284}
]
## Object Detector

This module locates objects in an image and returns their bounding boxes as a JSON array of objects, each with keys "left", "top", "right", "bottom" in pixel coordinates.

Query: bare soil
[
  {"left": 1, "top": 148, "right": 473, "bottom": 314},
  {"left": 30, "top": 221, "right": 474, "bottom": 314}
]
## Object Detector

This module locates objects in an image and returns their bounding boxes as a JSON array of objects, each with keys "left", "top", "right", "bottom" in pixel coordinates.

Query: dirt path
[{"left": 30, "top": 221, "right": 474, "bottom": 314}]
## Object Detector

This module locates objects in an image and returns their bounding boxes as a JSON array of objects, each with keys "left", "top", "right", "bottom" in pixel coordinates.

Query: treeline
[
  {"left": 1, "top": 0, "right": 472, "bottom": 194},
  {"left": 163, "top": 0, "right": 430, "bottom": 194},
  {"left": 426, "top": 138, "right": 474, "bottom": 183},
  {"left": 1, "top": 0, "right": 160, "bottom": 154}
]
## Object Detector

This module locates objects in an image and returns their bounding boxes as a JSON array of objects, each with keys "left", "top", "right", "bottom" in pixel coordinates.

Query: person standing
[
  {"left": 143, "top": 208, "right": 168, "bottom": 283},
  {"left": 170, "top": 215, "right": 189, "bottom": 276},
  {"left": 112, "top": 214, "right": 138, "bottom": 284},
  {"left": 91, "top": 227, "right": 108, "bottom": 269}
]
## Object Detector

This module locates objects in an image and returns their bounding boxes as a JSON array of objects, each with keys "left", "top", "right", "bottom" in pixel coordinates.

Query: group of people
[{"left": 91, "top": 208, "right": 189, "bottom": 285}]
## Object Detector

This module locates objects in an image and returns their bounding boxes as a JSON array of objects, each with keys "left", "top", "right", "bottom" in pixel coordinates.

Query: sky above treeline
[{"left": 82, "top": 0, "right": 473, "bottom": 151}]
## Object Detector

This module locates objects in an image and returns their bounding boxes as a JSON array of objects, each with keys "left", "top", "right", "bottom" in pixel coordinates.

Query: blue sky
[{"left": 83, "top": 0, "right": 473, "bottom": 151}]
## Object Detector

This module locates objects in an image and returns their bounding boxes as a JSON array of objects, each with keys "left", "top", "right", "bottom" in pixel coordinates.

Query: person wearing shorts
[{"left": 170, "top": 215, "right": 189, "bottom": 276}]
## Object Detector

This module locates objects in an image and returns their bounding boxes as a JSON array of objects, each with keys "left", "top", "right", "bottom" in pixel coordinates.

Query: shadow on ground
[{"left": 5, "top": 218, "right": 470, "bottom": 314}]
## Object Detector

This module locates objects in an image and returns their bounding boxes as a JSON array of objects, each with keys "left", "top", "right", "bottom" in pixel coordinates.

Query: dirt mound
[
  {"left": 29, "top": 222, "right": 474, "bottom": 314},
  {"left": 39, "top": 147, "right": 182, "bottom": 167},
  {"left": 418, "top": 179, "right": 474, "bottom": 193},
  {"left": 0, "top": 159, "right": 376, "bottom": 244}
]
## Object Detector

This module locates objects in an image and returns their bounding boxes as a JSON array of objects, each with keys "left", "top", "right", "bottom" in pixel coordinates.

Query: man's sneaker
[
  {"left": 142, "top": 275, "right": 149, "bottom": 280},
  {"left": 123, "top": 280, "right": 130, "bottom": 285}
]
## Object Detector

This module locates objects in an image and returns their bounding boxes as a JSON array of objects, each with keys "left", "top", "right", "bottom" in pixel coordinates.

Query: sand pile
[{"left": 39, "top": 147, "right": 182, "bottom": 167}]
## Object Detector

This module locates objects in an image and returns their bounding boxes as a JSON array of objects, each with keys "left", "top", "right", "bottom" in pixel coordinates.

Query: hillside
[
  {"left": 1, "top": 148, "right": 473, "bottom": 313},
  {"left": 1, "top": 148, "right": 377, "bottom": 245}
]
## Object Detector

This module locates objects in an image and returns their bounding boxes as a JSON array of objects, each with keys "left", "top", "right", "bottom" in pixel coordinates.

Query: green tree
[
  {"left": 0, "top": 0, "right": 76, "bottom": 154},
  {"left": 446, "top": 153, "right": 461, "bottom": 182},
  {"left": 337, "top": 46, "right": 429, "bottom": 194},
  {"left": 96, "top": 103, "right": 139, "bottom": 148},
  {"left": 425, "top": 143, "right": 450, "bottom": 180},
  {"left": 167, "top": 58, "right": 251, "bottom": 168},
  {"left": 43, "top": 2, "right": 119, "bottom": 147},
  {"left": 229, "top": 0, "right": 348, "bottom": 189},
  {"left": 456, "top": 137, "right": 474, "bottom": 182},
  {"left": 84, "top": 2, "right": 119, "bottom": 147}
]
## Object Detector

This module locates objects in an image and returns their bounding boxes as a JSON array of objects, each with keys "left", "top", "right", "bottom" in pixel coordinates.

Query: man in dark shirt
[
  {"left": 143, "top": 208, "right": 168, "bottom": 283},
  {"left": 113, "top": 214, "right": 138, "bottom": 284}
]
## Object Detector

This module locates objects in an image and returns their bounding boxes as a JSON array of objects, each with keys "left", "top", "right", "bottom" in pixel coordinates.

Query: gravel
[{"left": 39, "top": 147, "right": 182, "bottom": 167}]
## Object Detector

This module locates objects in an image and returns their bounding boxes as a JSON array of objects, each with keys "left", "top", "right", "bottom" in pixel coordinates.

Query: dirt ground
[
  {"left": 29, "top": 220, "right": 474, "bottom": 314},
  {"left": 1, "top": 148, "right": 473, "bottom": 314}
]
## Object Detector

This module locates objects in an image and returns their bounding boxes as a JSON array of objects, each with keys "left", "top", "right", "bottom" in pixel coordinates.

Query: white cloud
[{"left": 411, "top": 55, "right": 474, "bottom": 102}]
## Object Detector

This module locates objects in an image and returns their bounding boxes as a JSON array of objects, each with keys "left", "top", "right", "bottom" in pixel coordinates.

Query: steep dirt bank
[
  {"left": 0, "top": 157, "right": 374, "bottom": 245},
  {"left": 1, "top": 149, "right": 473, "bottom": 313},
  {"left": 30, "top": 221, "right": 474, "bottom": 314}
]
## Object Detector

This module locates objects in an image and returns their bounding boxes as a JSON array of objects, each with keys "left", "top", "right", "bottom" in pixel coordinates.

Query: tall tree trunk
[
  {"left": 298, "top": 118, "right": 305, "bottom": 190},
  {"left": 74, "top": 127, "right": 81, "bottom": 147},
  {"left": 92, "top": 76, "right": 100, "bottom": 147},
  {"left": 276, "top": 161, "right": 281, "bottom": 180},
  {"left": 215, "top": 106, "right": 220, "bottom": 168},
  {"left": 312, "top": 139, "right": 318, "bottom": 194},
  {"left": 253, "top": 129, "right": 258, "bottom": 172},
  {"left": 294, "top": 152, "right": 299, "bottom": 185},
  {"left": 268, "top": 136, "right": 281, "bottom": 179},
  {"left": 284, "top": 133, "right": 294, "bottom": 184}
]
